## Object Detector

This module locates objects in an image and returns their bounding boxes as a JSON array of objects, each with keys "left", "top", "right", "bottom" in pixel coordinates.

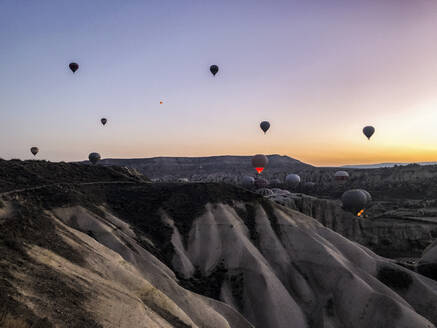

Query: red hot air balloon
[{"left": 251, "top": 154, "right": 268, "bottom": 174}]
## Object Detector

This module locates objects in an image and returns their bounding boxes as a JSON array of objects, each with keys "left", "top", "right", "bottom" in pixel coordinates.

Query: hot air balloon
[
  {"left": 241, "top": 176, "right": 255, "bottom": 187},
  {"left": 30, "top": 147, "right": 39, "bottom": 156},
  {"left": 160, "top": 101, "right": 163, "bottom": 104},
  {"left": 69, "top": 62, "right": 79, "bottom": 73},
  {"left": 335, "top": 170, "right": 349, "bottom": 182},
  {"left": 251, "top": 154, "right": 268, "bottom": 174},
  {"left": 210, "top": 65, "right": 219, "bottom": 76},
  {"left": 358, "top": 189, "right": 372, "bottom": 204},
  {"left": 285, "top": 174, "right": 301, "bottom": 187},
  {"left": 101, "top": 118, "right": 107, "bottom": 126},
  {"left": 88, "top": 152, "right": 101, "bottom": 165},
  {"left": 363, "top": 126, "right": 375, "bottom": 140},
  {"left": 260, "top": 121, "right": 270, "bottom": 134},
  {"left": 341, "top": 189, "right": 368, "bottom": 213}
]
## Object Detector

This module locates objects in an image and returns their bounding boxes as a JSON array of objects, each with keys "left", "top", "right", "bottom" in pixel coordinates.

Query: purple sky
[{"left": 2, "top": 0, "right": 437, "bottom": 165}]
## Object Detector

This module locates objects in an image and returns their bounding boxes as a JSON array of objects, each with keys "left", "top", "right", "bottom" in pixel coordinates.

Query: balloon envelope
[
  {"left": 101, "top": 118, "right": 107, "bottom": 126},
  {"left": 358, "top": 189, "right": 372, "bottom": 203},
  {"left": 260, "top": 121, "right": 270, "bottom": 134},
  {"left": 341, "top": 189, "right": 368, "bottom": 213},
  {"left": 285, "top": 174, "right": 301, "bottom": 186},
  {"left": 30, "top": 147, "right": 39, "bottom": 156},
  {"left": 335, "top": 170, "right": 349, "bottom": 181},
  {"left": 69, "top": 62, "right": 79, "bottom": 73},
  {"left": 363, "top": 126, "right": 375, "bottom": 140},
  {"left": 251, "top": 154, "right": 269, "bottom": 174},
  {"left": 210, "top": 65, "right": 219, "bottom": 76},
  {"left": 88, "top": 152, "right": 101, "bottom": 165}
]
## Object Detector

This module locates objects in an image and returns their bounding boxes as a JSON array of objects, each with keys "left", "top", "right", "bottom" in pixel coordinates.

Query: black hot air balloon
[
  {"left": 88, "top": 152, "right": 101, "bottom": 165},
  {"left": 210, "top": 65, "right": 219, "bottom": 76},
  {"left": 101, "top": 118, "right": 107, "bottom": 126},
  {"left": 341, "top": 189, "right": 369, "bottom": 214},
  {"left": 363, "top": 126, "right": 375, "bottom": 140},
  {"left": 69, "top": 62, "right": 79, "bottom": 73},
  {"left": 30, "top": 147, "right": 39, "bottom": 156},
  {"left": 260, "top": 121, "right": 270, "bottom": 134}
]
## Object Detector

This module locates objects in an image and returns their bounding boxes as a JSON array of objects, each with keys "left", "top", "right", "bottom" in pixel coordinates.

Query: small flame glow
[
  {"left": 357, "top": 209, "right": 365, "bottom": 217},
  {"left": 255, "top": 167, "right": 264, "bottom": 174}
]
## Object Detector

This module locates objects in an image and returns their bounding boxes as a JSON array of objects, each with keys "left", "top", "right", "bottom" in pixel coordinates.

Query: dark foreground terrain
[{"left": 1, "top": 160, "right": 437, "bottom": 327}]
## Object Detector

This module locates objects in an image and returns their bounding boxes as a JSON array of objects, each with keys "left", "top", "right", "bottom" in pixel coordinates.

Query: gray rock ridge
[
  {"left": 267, "top": 191, "right": 437, "bottom": 259},
  {"left": 98, "top": 154, "right": 312, "bottom": 180},
  {"left": 1, "top": 161, "right": 436, "bottom": 327},
  {"left": 0, "top": 182, "right": 436, "bottom": 327}
]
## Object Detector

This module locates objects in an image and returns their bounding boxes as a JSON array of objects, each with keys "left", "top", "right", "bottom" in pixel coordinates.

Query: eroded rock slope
[{"left": 1, "top": 161, "right": 437, "bottom": 327}]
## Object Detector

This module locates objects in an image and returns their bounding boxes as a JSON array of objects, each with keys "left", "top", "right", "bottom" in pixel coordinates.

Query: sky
[{"left": 1, "top": 0, "right": 437, "bottom": 166}]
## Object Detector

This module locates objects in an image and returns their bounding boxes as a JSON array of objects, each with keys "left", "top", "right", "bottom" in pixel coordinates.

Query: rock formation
[{"left": 1, "top": 161, "right": 437, "bottom": 327}]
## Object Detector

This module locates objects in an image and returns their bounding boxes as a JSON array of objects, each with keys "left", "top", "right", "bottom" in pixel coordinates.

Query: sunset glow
[{"left": 2, "top": 1, "right": 437, "bottom": 166}]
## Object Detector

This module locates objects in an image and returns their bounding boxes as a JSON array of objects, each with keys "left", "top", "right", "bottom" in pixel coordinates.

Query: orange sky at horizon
[{"left": 2, "top": 1, "right": 437, "bottom": 166}]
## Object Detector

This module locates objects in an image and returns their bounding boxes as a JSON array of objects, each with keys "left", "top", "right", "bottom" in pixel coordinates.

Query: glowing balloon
[{"left": 251, "top": 154, "right": 268, "bottom": 174}]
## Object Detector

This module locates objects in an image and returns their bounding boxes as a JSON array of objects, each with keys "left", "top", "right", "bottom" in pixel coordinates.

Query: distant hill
[
  {"left": 99, "top": 154, "right": 313, "bottom": 180},
  {"left": 342, "top": 162, "right": 437, "bottom": 169}
]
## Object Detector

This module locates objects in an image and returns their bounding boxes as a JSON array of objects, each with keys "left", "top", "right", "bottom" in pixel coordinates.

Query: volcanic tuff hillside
[
  {"left": 419, "top": 240, "right": 437, "bottom": 281},
  {"left": 98, "top": 155, "right": 312, "bottom": 180},
  {"left": 98, "top": 156, "right": 437, "bottom": 200},
  {"left": 1, "top": 161, "right": 437, "bottom": 327},
  {"left": 298, "top": 164, "right": 437, "bottom": 201},
  {"left": 267, "top": 191, "right": 437, "bottom": 260}
]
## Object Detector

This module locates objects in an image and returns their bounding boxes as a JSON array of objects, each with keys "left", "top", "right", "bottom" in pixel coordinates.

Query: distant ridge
[
  {"left": 341, "top": 162, "right": 437, "bottom": 169},
  {"left": 98, "top": 154, "right": 312, "bottom": 179}
]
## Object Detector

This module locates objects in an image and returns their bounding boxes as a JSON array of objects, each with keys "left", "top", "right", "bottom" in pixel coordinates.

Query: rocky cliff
[
  {"left": 98, "top": 156, "right": 437, "bottom": 201},
  {"left": 267, "top": 191, "right": 437, "bottom": 259},
  {"left": 1, "top": 161, "right": 437, "bottom": 327},
  {"left": 419, "top": 240, "right": 437, "bottom": 281},
  {"left": 98, "top": 155, "right": 312, "bottom": 181}
]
